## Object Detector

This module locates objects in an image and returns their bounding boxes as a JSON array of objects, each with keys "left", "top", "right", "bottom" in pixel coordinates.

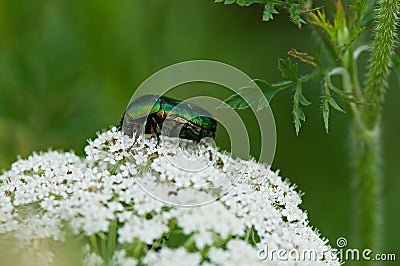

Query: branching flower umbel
[{"left": 0, "top": 127, "right": 340, "bottom": 265}]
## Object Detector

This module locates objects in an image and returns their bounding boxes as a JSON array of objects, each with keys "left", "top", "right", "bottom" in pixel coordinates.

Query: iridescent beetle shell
[{"left": 119, "top": 94, "right": 217, "bottom": 143}]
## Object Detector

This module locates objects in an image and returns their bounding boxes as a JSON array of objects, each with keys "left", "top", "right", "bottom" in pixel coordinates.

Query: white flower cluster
[{"left": 0, "top": 127, "right": 340, "bottom": 265}]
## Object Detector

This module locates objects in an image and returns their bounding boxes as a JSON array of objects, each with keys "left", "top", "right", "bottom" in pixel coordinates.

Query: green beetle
[{"left": 118, "top": 94, "right": 217, "bottom": 143}]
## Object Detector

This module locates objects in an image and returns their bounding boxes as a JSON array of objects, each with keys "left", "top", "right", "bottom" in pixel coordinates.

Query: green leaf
[
  {"left": 255, "top": 79, "right": 292, "bottom": 110},
  {"left": 292, "top": 83, "right": 310, "bottom": 135},
  {"left": 254, "top": 79, "right": 291, "bottom": 102},
  {"left": 328, "top": 97, "right": 345, "bottom": 112},
  {"left": 294, "top": 89, "right": 311, "bottom": 106},
  {"left": 223, "top": 86, "right": 263, "bottom": 110},
  {"left": 293, "top": 104, "right": 304, "bottom": 135},
  {"left": 322, "top": 97, "right": 330, "bottom": 133},
  {"left": 257, "top": 97, "right": 268, "bottom": 111},
  {"left": 222, "top": 78, "right": 294, "bottom": 111},
  {"left": 295, "top": 104, "right": 306, "bottom": 121},
  {"left": 215, "top": 0, "right": 311, "bottom": 27},
  {"left": 278, "top": 58, "right": 298, "bottom": 81},
  {"left": 263, "top": 3, "right": 278, "bottom": 22},
  {"left": 223, "top": 93, "right": 248, "bottom": 109},
  {"left": 215, "top": 0, "right": 264, "bottom": 6},
  {"left": 322, "top": 80, "right": 346, "bottom": 132},
  {"left": 322, "top": 81, "right": 331, "bottom": 133},
  {"left": 290, "top": 4, "right": 306, "bottom": 28}
]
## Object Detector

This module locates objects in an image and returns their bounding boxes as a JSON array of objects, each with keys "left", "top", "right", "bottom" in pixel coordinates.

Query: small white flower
[
  {"left": 178, "top": 201, "right": 245, "bottom": 249},
  {"left": 83, "top": 252, "right": 104, "bottom": 266},
  {"left": 112, "top": 250, "right": 137, "bottom": 266},
  {"left": 143, "top": 247, "right": 201, "bottom": 266},
  {"left": 118, "top": 215, "right": 169, "bottom": 244},
  {"left": 208, "top": 239, "right": 261, "bottom": 266},
  {"left": 0, "top": 128, "right": 340, "bottom": 266}
]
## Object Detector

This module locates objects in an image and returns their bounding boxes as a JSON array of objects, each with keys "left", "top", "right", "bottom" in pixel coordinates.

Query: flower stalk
[{"left": 352, "top": 0, "right": 399, "bottom": 253}]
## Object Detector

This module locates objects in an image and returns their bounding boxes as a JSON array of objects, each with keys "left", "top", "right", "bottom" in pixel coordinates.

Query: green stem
[
  {"left": 90, "top": 234, "right": 100, "bottom": 255},
  {"left": 100, "top": 232, "right": 107, "bottom": 262},
  {"left": 353, "top": 0, "right": 399, "bottom": 253},
  {"left": 363, "top": 0, "right": 398, "bottom": 128},
  {"left": 133, "top": 241, "right": 144, "bottom": 259},
  {"left": 107, "top": 219, "right": 117, "bottom": 262},
  {"left": 351, "top": 124, "right": 381, "bottom": 252}
]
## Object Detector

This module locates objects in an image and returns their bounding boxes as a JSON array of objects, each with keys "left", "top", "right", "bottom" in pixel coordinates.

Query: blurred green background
[{"left": 0, "top": 0, "right": 398, "bottom": 258}]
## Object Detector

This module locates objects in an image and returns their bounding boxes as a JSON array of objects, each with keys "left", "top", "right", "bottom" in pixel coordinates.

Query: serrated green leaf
[
  {"left": 255, "top": 79, "right": 294, "bottom": 110},
  {"left": 223, "top": 78, "right": 295, "bottom": 111},
  {"left": 322, "top": 97, "right": 330, "bottom": 133},
  {"left": 322, "top": 79, "right": 346, "bottom": 133},
  {"left": 254, "top": 79, "right": 291, "bottom": 102},
  {"left": 223, "top": 93, "right": 249, "bottom": 109},
  {"left": 328, "top": 97, "right": 345, "bottom": 112},
  {"left": 278, "top": 58, "right": 298, "bottom": 81},
  {"left": 216, "top": 0, "right": 311, "bottom": 27},
  {"left": 222, "top": 86, "right": 264, "bottom": 110},
  {"left": 234, "top": 0, "right": 254, "bottom": 6},
  {"left": 295, "top": 105, "right": 306, "bottom": 121},
  {"left": 215, "top": 0, "right": 265, "bottom": 6},
  {"left": 263, "top": 3, "right": 278, "bottom": 22},
  {"left": 257, "top": 97, "right": 268, "bottom": 111},
  {"left": 322, "top": 80, "right": 331, "bottom": 132},
  {"left": 293, "top": 104, "right": 304, "bottom": 135},
  {"left": 299, "top": 94, "right": 311, "bottom": 105},
  {"left": 292, "top": 83, "right": 310, "bottom": 135},
  {"left": 293, "top": 113, "right": 301, "bottom": 135},
  {"left": 290, "top": 5, "right": 306, "bottom": 28},
  {"left": 294, "top": 87, "right": 311, "bottom": 106}
]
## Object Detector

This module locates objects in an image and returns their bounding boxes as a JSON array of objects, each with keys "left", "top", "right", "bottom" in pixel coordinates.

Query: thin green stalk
[
  {"left": 353, "top": 0, "right": 399, "bottom": 253},
  {"left": 133, "top": 241, "right": 144, "bottom": 259},
  {"left": 107, "top": 219, "right": 117, "bottom": 262},
  {"left": 90, "top": 234, "right": 100, "bottom": 255},
  {"left": 100, "top": 232, "right": 107, "bottom": 262}
]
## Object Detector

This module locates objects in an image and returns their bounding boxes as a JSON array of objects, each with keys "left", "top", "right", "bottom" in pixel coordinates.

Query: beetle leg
[
  {"left": 126, "top": 118, "right": 147, "bottom": 152},
  {"left": 150, "top": 116, "right": 162, "bottom": 146},
  {"left": 197, "top": 129, "right": 203, "bottom": 143},
  {"left": 197, "top": 130, "right": 214, "bottom": 161},
  {"left": 171, "top": 121, "right": 186, "bottom": 139},
  {"left": 201, "top": 141, "right": 213, "bottom": 162},
  {"left": 117, "top": 112, "right": 124, "bottom": 131}
]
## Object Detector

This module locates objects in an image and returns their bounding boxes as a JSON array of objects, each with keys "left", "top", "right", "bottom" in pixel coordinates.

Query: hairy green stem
[
  {"left": 351, "top": 124, "right": 381, "bottom": 253},
  {"left": 363, "top": 0, "right": 399, "bottom": 128},
  {"left": 353, "top": 0, "right": 399, "bottom": 253}
]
